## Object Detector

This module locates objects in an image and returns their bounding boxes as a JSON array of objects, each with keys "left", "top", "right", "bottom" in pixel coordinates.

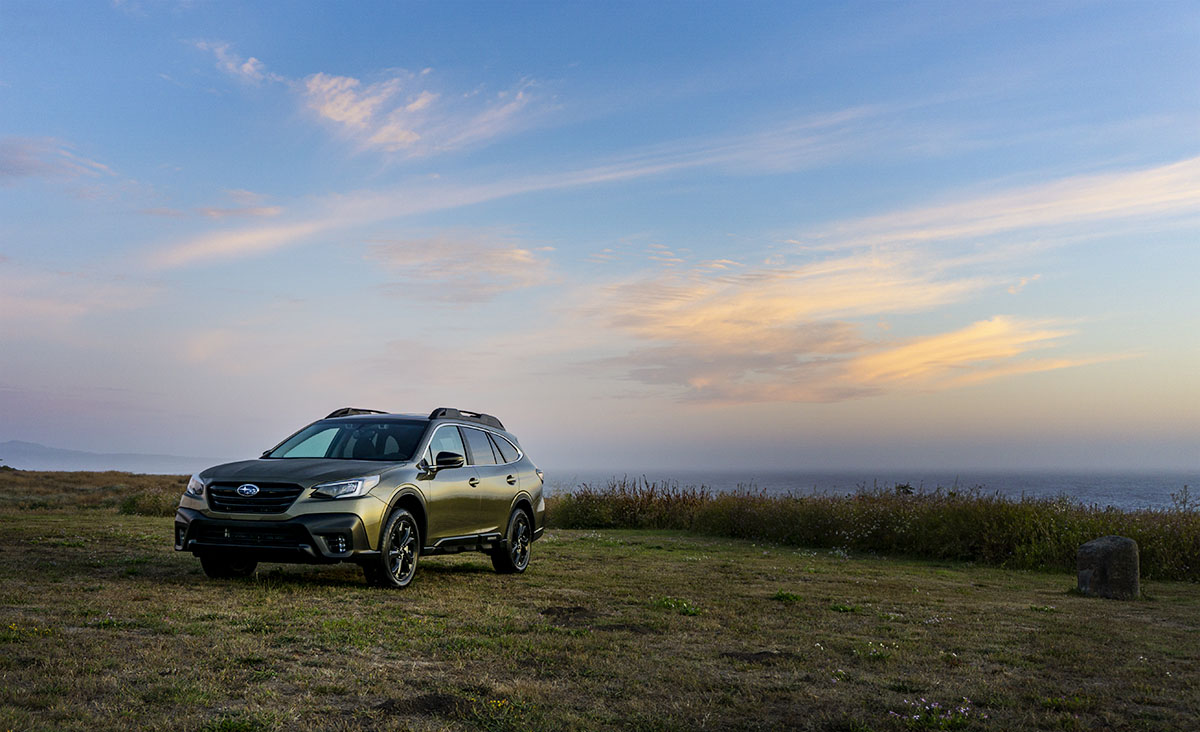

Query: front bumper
[{"left": 174, "top": 507, "right": 374, "bottom": 563}]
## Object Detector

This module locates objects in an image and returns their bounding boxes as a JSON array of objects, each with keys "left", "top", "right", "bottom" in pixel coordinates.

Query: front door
[{"left": 420, "top": 425, "right": 479, "bottom": 541}]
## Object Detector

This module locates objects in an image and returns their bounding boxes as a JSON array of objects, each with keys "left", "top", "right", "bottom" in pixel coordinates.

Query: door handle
[
  {"left": 506, "top": 475, "right": 517, "bottom": 485},
  {"left": 468, "top": 477, "right": 480, "bottom": 487}
]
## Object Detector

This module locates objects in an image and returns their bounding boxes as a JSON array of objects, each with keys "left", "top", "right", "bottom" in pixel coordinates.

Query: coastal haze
[{"left": 2, "top": 4, "right": 1198, "bottom": 485}]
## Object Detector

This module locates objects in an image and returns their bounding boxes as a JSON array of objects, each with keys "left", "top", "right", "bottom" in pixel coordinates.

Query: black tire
[
  {"left": 364, "top": 508, "right": 420, "bottom": 588},
  {"left": 199, "top": 553, "right": 257, "bottom": 579},
  {"left": 491, "top": 508, "right": 532, "bottom": 574}
]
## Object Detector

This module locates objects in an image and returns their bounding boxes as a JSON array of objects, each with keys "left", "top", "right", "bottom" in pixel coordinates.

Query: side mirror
[{"left": 435, "top": 451, "right": 465, "bottom": 470}]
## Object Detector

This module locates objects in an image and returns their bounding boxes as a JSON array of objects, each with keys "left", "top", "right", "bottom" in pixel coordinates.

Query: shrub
[
  {"left": 547, "top": 478, "right": 1200, "bottom": 580},
  {"left": 117, "top": 489, "right": 180, "bottom": 517}
]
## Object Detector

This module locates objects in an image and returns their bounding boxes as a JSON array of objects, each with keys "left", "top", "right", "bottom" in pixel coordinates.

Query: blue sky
[{"left": 1, "top": 1, "right": 1197, "bottom": 471}]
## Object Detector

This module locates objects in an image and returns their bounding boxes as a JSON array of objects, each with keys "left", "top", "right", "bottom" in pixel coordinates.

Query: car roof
[{"left": 320, "top": 407, "right": 509, "bottom": 434}]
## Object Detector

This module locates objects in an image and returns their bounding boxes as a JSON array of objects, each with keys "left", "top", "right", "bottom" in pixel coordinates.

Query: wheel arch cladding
[
  {"left": 389, "top": 491, "right": 427, "bottom": 546},
  {"left": 512, "top": 496, "right": 535, "bottom": 530}
]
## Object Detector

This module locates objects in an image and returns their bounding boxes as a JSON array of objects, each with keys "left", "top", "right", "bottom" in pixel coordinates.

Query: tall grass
[
  {"left": 547, "top": 477, "right": 1200, "bottom": 581},
  {"left": 0, "top": 467, "right": 187, "bottom": 515}
]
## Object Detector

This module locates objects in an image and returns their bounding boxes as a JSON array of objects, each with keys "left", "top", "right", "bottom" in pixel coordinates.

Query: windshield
[{"left": 266, "top": 420, "right": 427, "bottom": 461}]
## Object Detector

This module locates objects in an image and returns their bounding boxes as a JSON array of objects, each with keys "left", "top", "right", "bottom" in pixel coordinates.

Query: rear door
[{"left": 460, "top": 426, "right": 514, "bottom": 535}]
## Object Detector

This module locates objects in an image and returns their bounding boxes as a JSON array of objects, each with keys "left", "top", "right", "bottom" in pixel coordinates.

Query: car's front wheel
[
  {"left": 199, "top": 553, "right": 258, "bottom": 579},
  {"left": 364, "top": 508, "right": 420, "bottom": 588},
  {"left": 491, "top": 508, "right": 532, "bottom": 574}
]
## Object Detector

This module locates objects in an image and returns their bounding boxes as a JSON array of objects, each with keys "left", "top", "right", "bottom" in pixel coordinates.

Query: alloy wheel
[
  {"left": 510, "top": 512, "right": 531, "bottom": 570},
  {"left": 387, "top": 515, "right": 418, "bottom": 584}
]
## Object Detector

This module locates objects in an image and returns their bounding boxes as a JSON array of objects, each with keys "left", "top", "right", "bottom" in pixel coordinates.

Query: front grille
[
  {"left": 196, "top": 523, "right": 308, "bottom": 547},
  {"left": 207, "top": 482, "right": 304, "bottom": 514}
]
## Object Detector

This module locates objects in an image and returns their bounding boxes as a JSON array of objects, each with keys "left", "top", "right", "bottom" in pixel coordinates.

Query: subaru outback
[{"left": 174, "top": 407, "right": 545, "bottom": 588}]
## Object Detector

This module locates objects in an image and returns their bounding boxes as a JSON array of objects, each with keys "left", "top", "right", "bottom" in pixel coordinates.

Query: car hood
[{"left": 199, "top": 458, "right": 407, "bottom": 488}]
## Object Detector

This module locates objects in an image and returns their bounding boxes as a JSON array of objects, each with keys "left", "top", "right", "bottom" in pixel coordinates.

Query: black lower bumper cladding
[{"left": 174, "top": 508, "right": 373, "bottom": 563}]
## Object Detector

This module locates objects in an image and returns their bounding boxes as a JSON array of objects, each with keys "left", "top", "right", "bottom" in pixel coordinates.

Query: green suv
[{"left": 174, "top": 407, "right": 545, "bottom": 588}]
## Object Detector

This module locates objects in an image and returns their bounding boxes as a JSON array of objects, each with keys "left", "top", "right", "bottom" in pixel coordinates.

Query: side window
[
  {"left": 490, "top": 433, "right": 519, "bottom": 464},
  {"left": 427, "top": 426, "right": 466, "bottom": 464},
  {"left": 462, "top": 427, "right": 497, "bottom": 465}
]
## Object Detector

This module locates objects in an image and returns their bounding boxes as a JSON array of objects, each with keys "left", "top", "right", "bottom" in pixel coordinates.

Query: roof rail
[
  {"left": 325, "top": 407, "right": 390, "bottom": 419},
  {"left": 428, "top": 407, "right": 505, "bottom": 430}
]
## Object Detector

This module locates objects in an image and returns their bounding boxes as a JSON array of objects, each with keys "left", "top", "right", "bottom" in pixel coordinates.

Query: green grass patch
[
  {"left": 652, "top": 596, "right": 702, "bottom": 615},
  {"left": 197, "top": 712, "right": 281, "bottom": 732},
  {"left": 1040, "top": 694, "right": 1094, "bottom": 712}
]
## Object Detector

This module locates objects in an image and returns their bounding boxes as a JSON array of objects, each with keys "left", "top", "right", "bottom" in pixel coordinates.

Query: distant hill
[{"left": 0, "top": 440, "right": 226, "bottom": 475}]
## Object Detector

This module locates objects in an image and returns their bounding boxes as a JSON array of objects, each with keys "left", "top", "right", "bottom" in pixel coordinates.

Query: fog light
[
  {"left": 323, "top": 534, "right": 348, "bottom": 553},
  {"left": 175, "top": 525, "right": 186, "bottom": 547}
]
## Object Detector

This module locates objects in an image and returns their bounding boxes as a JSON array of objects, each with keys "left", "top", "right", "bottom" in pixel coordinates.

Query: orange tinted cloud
[
  {"left": 846, "top": 316, "right": 1076, "bottom": 388},
  {"left": 582, "top": 254, "right": 1100, "bottom": 403},
  {"left": 597, "top": 251, "right": 987, "bottom": 348}
]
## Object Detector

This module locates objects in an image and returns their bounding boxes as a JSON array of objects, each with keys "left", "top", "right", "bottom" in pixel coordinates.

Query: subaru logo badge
[{"left": 236, "top": 484, "right": 260, "bottom": 496}]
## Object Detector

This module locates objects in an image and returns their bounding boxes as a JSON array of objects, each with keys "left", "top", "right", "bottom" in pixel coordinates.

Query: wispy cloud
[
  {"left": 572, "top": 235, "right": 1118, "bottom": 404},
  {"left": 1008, "top": 274, "right": 1041, "bottom": 294},
  {"left": 196, "top": 40, "right": 540, "bottom": 156},
  {"left": 563, "top": 155, "right": 1191, "bottom": 403},
  {"left": 193, "top": 41, "right": 280, "bottom": 84},
  {"left": 580, "top": 251, "right": 1006, "bottom": 402},
  {"left": 569, "top": 155, "right": 1193, "bottom": 403},
  {"left": 302, "top": 71, "right": 536, "bottom": 155},
  {"left": 0, "top": 137, "right": 112, "bottom": 186},
  {"left": 366, "top": 232, "right": 552, "bottom": 301},
  {"left": 798, "top": 156, "right": 1200, "bottom": 249},
  {"left": 304, "top": 73, "right": 397, "bottom": 129},
  {"left": 140, "top": 189, "right": 281, "bottom": 220},
  {"left": 149, "top": 219, "right": 330, "bottom": 269},
  {"left": 146, "top": 106, "right": 897, "bottom": 269},
  {"left": 845, "top": 316, "right": 1080, "bottom": 389},
  {"left": 197, "top": 189, "right": 282, "bottom": 219},
  {"left": 196, "top": 204, "right": 282, "bottom": 219},
  {"left": 592, "top": 251, "right": 988, "bottom": 343}
]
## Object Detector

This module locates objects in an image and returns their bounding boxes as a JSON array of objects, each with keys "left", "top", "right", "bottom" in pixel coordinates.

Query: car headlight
[
  {"left": 185, "top": 473, "right": 205, "bottom": 497},
  {"left": 312, "top": 475, "right": 380, "bottom": 499}
]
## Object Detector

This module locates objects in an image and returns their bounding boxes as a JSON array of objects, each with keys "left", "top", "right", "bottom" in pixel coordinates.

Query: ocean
[{"left": 544, "top": 469, "right": 1198, "bottom": 512}]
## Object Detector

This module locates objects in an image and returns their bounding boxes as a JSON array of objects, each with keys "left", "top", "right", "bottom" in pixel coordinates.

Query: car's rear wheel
[
  {"left": 364, "top": 508, "right": 420, "bottom": 588},
  {"left": 199, "top": 553, "right": 258, "bottom": 579},
  {"left": 491, "top": 508, "right": 531, "bottom": 574}
]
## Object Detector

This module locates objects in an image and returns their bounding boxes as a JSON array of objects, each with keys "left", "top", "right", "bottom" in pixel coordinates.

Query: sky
[{"left": 0, "top": 1, "right": 1197, "bottom": 472}]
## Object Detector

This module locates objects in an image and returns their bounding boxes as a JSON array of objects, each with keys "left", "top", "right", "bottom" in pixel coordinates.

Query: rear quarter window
[
  {"left": 462, "top": 427, "right": 498, "bottom": 465},
  {"left": 490, "top": 433, "right": 520, "bottom": 463}
]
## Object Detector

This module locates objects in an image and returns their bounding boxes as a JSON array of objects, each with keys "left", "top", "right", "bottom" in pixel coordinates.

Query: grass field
[{"left": 1, "top": 470, "right": 1198, "bottom": 730}]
